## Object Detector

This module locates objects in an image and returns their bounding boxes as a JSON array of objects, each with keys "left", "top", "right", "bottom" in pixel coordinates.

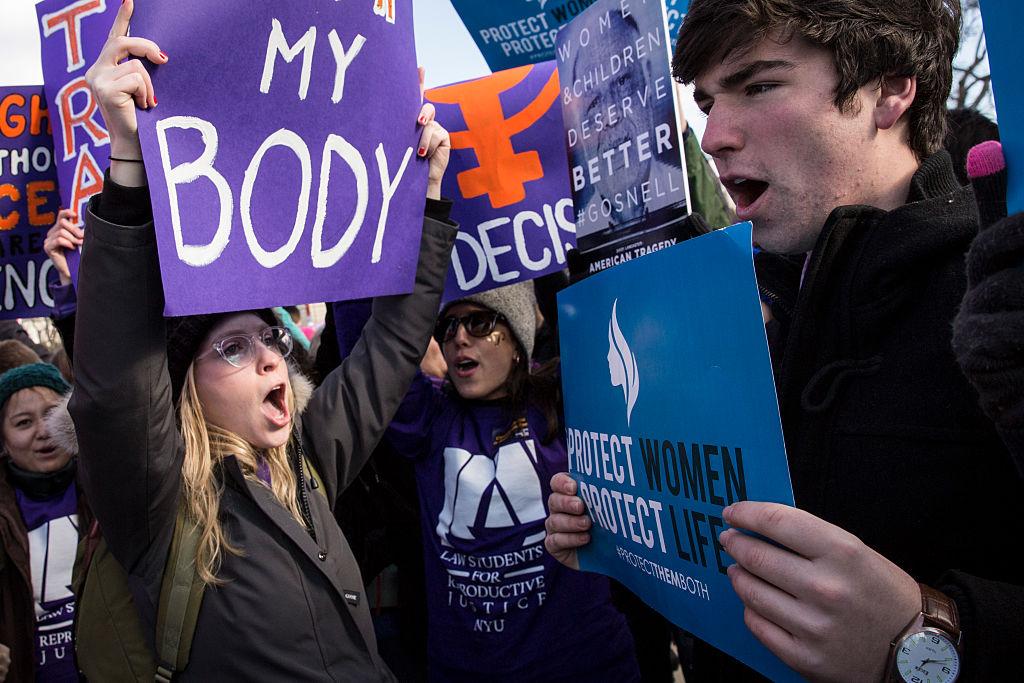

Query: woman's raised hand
[
  {"left": 44, "top": 208, "right": 84, "bottom": 285},
  {"left": 84, "top": 0, "right": 167, "bottom": 184},
  {"left": 416, "top": 68, "right": 450, "bottom": 200}
]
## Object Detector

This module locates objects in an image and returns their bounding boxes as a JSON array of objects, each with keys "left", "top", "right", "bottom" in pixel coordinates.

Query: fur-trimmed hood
[{"left": 46, "top": 366, "right": 315, "bottom": 457}]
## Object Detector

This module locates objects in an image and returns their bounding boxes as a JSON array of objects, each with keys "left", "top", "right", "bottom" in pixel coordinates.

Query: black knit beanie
[{"left": 165, "top": 309, "right": 279, "bottom": 405}]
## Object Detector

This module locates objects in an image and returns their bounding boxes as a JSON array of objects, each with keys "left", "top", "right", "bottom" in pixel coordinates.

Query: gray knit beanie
[{"left": 443, "top": 281, "right": 537, "bottom": 361}]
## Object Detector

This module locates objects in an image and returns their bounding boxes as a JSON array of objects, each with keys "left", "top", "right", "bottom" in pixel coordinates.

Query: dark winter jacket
[
  {"left": 0, "top": 462, "right": 92, "bottom": 683},
  {"left": 68, "top": 179, "right": 456, "bottom": 681},
  {"left": 695, "top": 152, "right": 1024, "bottom": 681}
]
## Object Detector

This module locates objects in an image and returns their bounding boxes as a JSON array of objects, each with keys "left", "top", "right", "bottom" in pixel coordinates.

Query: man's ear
[{"left": 874, "top": 74, "right": 916, "bottom": 131}]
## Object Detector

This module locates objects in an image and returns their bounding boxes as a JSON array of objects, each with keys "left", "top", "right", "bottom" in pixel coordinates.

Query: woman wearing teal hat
[{"left": 0, "top": 363, "right": 89, "bottom": 682}]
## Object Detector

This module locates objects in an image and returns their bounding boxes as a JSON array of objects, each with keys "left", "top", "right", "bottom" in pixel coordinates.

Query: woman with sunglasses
[
  {"left": 63, "top": 4, "right": 455, "bottom": 679},
  {"left": 385, "top": 282, "right": 640, "bottom": 682}
]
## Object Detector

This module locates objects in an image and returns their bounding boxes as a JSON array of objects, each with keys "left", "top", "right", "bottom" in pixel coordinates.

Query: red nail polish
[
  {"left": 418, "top": 147, "right": 426, "bottom": 156},
  {"left": 154, "top": 96, "right": 158, "bottom": 105},
  {"left": 159, "top": 51, "right": 168, "bottom": 61}
]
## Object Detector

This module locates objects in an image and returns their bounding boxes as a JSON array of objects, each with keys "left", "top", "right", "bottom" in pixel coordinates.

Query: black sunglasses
[{"left": 434, "top": 311, "right": 507, "bottom": 344}]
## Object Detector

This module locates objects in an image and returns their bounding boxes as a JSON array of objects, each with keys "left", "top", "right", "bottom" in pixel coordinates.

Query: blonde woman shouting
[{"left": 67, "top": 2, "right": 454, "bottom": 679}]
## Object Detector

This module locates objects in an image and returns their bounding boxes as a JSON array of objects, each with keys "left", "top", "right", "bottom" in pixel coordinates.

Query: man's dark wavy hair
[{"left": 672, "top": 0, "right": 961, "bottom": 159}]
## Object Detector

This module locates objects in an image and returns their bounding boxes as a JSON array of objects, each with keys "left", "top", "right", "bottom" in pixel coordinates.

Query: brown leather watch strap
[
  {"left": 919, "top": 583, "right": 960, "bottom": 640},
  {"left": 884, "top": 585, "right": 962, "bottom": 682}
]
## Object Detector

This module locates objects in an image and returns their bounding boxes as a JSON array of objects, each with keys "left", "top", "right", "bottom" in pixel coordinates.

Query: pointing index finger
[{"left": 108, "top": 0, "right": 134, "bottom": 40}]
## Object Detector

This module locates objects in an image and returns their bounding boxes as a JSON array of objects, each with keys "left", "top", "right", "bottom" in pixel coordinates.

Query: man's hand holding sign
[
  {"left": 547, "top": 482, "right": 923, "bottom": 682},
  {"left": 718, "top": 502, "right": 920, "bottom": 682}
]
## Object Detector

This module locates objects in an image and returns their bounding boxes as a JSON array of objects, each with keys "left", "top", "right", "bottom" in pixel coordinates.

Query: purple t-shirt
[
  {"left": 16, "top": 483, "right": 80, "bottom": 682},
  {"left": 387, "top": 374, "right": 639, "bottom": 682}
]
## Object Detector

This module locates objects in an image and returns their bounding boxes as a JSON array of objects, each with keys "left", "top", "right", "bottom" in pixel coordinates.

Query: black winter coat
[
  {"left": 68, "top": 179, "right": 456, "bottom": 681},
  {"left": 693, "top": 152, "right": 1024, "bottom": 681}
]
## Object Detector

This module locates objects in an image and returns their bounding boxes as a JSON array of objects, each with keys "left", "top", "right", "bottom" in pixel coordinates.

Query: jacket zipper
[
  {"left": 292, "top": 436, "right": 318, "bottom": 545},
  {"left": 757, "top": 283, "right": 793, "bottom": 319}
]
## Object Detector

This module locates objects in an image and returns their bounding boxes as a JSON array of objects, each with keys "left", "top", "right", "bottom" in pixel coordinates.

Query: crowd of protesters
[{"left": 1, "top": 0, "right": 1022, "bottom": 681}]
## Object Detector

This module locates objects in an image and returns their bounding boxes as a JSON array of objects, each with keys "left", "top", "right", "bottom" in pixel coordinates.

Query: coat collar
[
  {"left": 806, "top": 151, "right": 975, "bottom": 316},
  {"left": 769, "top": 151, "right": 977, "bottom": 410}
]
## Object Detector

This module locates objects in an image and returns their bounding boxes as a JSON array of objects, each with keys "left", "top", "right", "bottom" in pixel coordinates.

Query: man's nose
[{"left": 700, "top": 104, "right": 744, "bottom": 158}]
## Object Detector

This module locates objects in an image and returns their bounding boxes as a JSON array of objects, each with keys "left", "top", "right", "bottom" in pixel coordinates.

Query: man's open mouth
[{"left": 727, "top": 177, "right": 769, "bottom": 210}]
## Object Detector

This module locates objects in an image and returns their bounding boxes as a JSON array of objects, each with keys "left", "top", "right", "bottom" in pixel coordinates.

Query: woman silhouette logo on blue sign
[{"left": 607, "top": 298, "right": 640, "bottom": 426}]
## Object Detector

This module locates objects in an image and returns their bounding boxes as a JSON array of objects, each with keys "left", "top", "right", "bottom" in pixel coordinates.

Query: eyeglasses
[
  {"left": 202, "top": 326, "right": 294, "bottom": 368},
  {"left": 434, "top": 311, "right": 506, "bottom": 344}
]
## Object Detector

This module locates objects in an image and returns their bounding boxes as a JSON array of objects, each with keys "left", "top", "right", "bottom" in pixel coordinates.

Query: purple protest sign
[
  {"left": 36, "top": 0, "right": 118, "bottom": 283},
  {"left": 1, "top": 87, "right": 62, "bottom": 319},
  {"left": 131, "top": 0, "right": 427, "bottom": 315},
  {"left": 426, "top": 61, "right": 575, "bottom": 301}
]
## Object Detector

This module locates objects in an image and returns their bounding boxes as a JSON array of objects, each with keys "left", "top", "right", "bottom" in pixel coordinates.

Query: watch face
[{"left": 896, "top": 630, "right": 960, "bottom": 683}]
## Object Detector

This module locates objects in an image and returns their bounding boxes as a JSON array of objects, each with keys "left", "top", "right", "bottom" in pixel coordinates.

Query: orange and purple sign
[
  {"left": 0, "top": 87, "right": 61, "bottom": 319},
  {"left": 427, "top": 61, "right": 575, "bottom": 300}
]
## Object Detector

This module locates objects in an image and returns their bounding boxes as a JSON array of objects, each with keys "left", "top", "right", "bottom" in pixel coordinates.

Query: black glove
[{"left": 952, "top": 211, "right": 1024, "bottom": 474}]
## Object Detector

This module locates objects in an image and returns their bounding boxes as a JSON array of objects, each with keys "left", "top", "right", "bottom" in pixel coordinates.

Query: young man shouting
[{"left": 546, "top": 1, "right": 1024, "bottom": 680}]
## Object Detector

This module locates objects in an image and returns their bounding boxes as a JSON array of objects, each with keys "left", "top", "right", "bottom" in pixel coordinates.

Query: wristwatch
[{"left": 884, "top": 584, "right": 961, "bottom": 683}]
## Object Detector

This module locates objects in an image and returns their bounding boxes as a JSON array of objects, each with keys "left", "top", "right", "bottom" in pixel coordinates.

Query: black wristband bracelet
[{"left": 109, "top": 156, "right": 144, "bottom": 163}]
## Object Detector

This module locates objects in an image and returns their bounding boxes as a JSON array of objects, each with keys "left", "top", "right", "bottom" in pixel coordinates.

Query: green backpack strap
[
  {"left": 153, "top": 505, "right": 205, "bottom": 683},
  {"left": 148, "top": 453, "right": 322, "bottom": 683},
  {"left": 302, "top": 454, "right": 327, "bottom": 498}
]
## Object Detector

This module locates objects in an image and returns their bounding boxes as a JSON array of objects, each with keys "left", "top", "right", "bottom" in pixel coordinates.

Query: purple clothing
[
  {"left": 256, "top": 458, "right": 271, "bottom": 487},
  {"left": 46, "top": 278, "right": 77, "bottom": 321},
  {"left": 387, "top": 373, "right": 639, "bottom": 682},
  {"left": 16, "top": 485, "right": 80, "bottom": 682}
]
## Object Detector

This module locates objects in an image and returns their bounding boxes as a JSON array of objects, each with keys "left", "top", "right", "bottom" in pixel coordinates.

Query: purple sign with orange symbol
[
  {"left": 426, "top": 61, "right": 575, "bottom": 300},
  {"left": 132, "top": 0, "right": 427, "bottom": 315}
]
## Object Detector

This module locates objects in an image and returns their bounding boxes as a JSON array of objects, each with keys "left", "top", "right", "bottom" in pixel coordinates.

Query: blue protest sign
[
  {"left": 556, "top": 0, "right": 690, "bottom": 256},
  {"left": 558, "top": 223, "right": 799, "bottom": 682},
  {"left": 1, "top": 87, "right": 61, "bottom": 319},
  {"left": 426, "top": 61, "right": 575, "bottom": 300},
  {"left": 449, "top": 0, "right": 689, "bottom": 72},
  {"left": 979, "top": 1, "right": 1023, "bottom": 213},
  {"left": 132, "top": 0, "right": 428, "bottom": 315},
  {"left": 665, "top": 0, "right": 689, "bottom": 51}
]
